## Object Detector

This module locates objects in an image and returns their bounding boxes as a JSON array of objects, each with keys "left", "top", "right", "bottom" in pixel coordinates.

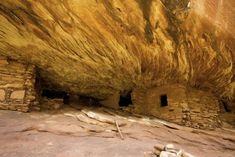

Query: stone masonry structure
[
  {"left": 132, "top": 84, "right": 221, "bottom": 129},
  {"left": 99, "top": 84, "right": 221, "bottom": 129},
  {"left": 0, "top": 55, "right": 221, "bottom": 129},
  {"left": 0, "top": 56, "right": 38, "bottom": 112}
]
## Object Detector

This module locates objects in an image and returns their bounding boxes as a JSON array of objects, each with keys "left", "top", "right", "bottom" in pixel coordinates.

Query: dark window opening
[
  {"left": 160, "top": 94, "right": 168, "bottom": 107},
  {"left": 42, "top": 89, "right": 70, "bottom": 104},
  {"left": 119, "top": 92, "right": 132, "bottom": 107},
  {"left": 222, "top": 101, "right": 231, "bottom": 112}
]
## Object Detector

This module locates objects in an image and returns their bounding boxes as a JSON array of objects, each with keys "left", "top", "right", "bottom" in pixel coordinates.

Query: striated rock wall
[
  {"left": 0, "top": 1, "right": 234, "bottom": 109},
  {"left": 0, "top": 56, "right": 38, "bottom": 112},
  {"left": 192, "top": 0, "right": 235, "bottom": 37}
]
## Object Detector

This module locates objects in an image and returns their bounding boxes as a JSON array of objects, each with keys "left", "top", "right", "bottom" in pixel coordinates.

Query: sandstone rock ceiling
[{"left": 0, "top": 0, "right": 234, "bottom": 100}]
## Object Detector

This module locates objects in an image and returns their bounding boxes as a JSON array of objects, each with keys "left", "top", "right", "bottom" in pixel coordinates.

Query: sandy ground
[{"left": 0, "top": 106, "right": 235, "bottom": 157}]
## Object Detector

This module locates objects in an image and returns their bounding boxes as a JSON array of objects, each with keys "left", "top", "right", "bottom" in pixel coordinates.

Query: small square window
[
  {"left": 119, "top": 92, "right": 132, "bottom": 107},
  {"left": 160, "top": 94, "right": 168, "bottom": 107}
]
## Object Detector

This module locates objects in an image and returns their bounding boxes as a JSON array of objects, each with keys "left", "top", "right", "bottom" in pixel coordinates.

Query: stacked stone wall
[
  {"left": 0, "top": 56, "right": 38, "bottom": 112},
  {"left": 185, "top": 90, "right": 220, "bottom": 129},
  {"left": 132, "top": 84, "right": 221, "bottom": 129}
]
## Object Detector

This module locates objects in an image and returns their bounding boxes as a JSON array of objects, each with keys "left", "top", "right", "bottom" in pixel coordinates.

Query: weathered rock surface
[
  {"left": 0, "top": 0, "right": 234, "bottom": 102},
  {"left": 0, "top": 107, "right": 235, "bottom": 157}
]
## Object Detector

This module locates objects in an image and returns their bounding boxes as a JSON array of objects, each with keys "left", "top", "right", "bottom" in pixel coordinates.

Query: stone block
[
  {"left": 160, "top": 151, "right": 177, "bottom": 157},
  {"left": 0, "top": 59, "right": 9, "bottom": 65},
  {"left": 100, "top": 92, "right": 120, "bottom": 109},
  {"left": 0, "top": 89, "right": 5, "bottom": 101},
  {"left": 41, "top": 98, "right": 63, "bottom": 110},
  {"left": 0, "top": 83, "right": 24, "bottom": 88},
  {"left": 26, "top": 95, "right": 36, "bottom": 101},
  {"left": 10, "top": 90, "right": 26, "bottom": 100}
]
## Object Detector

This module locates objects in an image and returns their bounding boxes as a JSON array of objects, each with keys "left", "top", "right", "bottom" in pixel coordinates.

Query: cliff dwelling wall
[
  {"left": 0, "top": 56, "right": 38, "bottom": 112},
  {"left": 100, "top": 92, "right": 120, "bottom": 110},
  {"left": 132, "top": 84, "right": 221, "bottom": 129},
  {"left": 0, "top": 54, "right": 222, "bottom": 129}
]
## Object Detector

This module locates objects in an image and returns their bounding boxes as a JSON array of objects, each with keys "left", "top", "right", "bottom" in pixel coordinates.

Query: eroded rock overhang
[{"left": 0, "top": 0, "right": 234, "bottom": 105}]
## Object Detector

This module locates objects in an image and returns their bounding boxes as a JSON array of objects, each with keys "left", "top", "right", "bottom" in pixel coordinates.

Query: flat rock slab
[
  {"left": 10, "top": 90, "right": 25, "bottom": 100},
  {"left": 0, "top": 89, "right": 5, "bottom": 101},
  {"left": 0, "top": 107, "right": 235, "bottom": 157}
]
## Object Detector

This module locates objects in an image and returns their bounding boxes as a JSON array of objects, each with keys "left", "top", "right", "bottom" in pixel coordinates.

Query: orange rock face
[
  {"left": 0, "top": 0, "right": 234, "bottom": 105},
  {"left": 192, "top": 0, "right": 235, "bottom": 36},
  {"left": 191, "top": 0, "right": 235, "bottom": 109}
]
